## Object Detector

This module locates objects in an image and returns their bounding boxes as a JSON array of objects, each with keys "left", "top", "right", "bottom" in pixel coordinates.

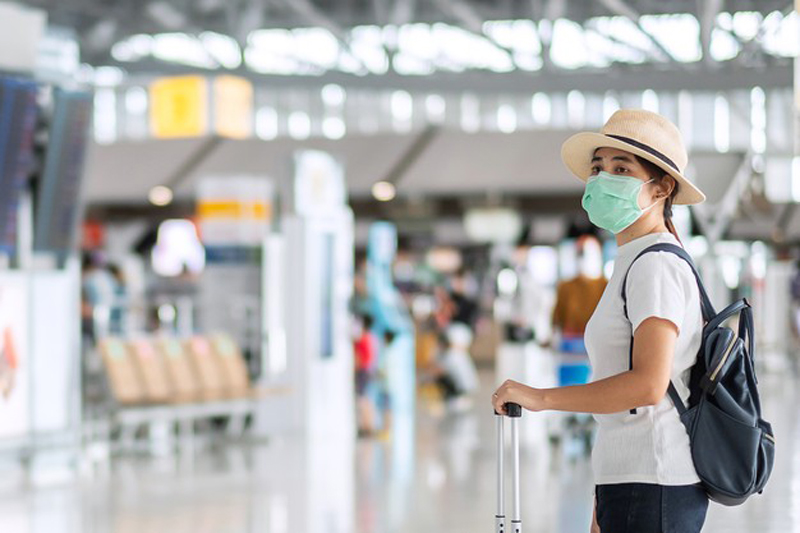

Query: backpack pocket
[
  {"left": 688, "top": 399, "right": 763, "bottom": 505},
  {"left": 753, "top": 419, "right": 776, "bottom": 494}
]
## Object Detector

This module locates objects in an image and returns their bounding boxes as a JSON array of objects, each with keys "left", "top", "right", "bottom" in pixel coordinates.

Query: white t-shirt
[{"left": 584, "top": 232, "right": 702, "bottom": 486}]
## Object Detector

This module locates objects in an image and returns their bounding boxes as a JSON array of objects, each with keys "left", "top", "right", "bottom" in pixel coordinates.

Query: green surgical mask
[{"left": 581, "top": 171, "right": 658, "bottom": 234}]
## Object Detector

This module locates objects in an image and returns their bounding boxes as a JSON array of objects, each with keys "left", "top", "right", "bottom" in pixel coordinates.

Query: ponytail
[
  {"left": 635, "top": 155, "right": 683, "bottom": 246},
  {"left": 662, "top": 180, "right": 682, "bottom": 246},
  {"left": 665, "top": 213, "right": 683, "bottom": 246}
]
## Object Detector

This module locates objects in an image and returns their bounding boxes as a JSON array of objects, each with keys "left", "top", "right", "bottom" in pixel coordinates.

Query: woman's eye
[
  {"left": 590, "top": 166, "right": 601, "bottom": 175},
  {"left": 615, "top": 167, "right": 628, "bottom": 174}
]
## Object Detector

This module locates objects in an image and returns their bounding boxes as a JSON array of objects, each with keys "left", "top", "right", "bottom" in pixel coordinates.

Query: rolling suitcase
[{"left": 495, "top": 402, "right": 523, "bottom": 533}]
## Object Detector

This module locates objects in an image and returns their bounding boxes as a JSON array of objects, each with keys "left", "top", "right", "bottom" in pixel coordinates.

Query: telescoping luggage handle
[{"left": 495, "top": 403, "right": 522, "bottom": 533}]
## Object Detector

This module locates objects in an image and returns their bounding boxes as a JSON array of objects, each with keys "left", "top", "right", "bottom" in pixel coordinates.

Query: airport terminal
[{"left": 0, "top": 1, "right": 797, "bottom": 532}]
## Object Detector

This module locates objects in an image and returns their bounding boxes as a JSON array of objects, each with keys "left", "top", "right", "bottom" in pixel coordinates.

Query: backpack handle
[
  {"left": 739, "top": 302, "right": 755, "bottom": 366},
  {"left": 705, "top": 298, "right": 749, "bottom": 332}
]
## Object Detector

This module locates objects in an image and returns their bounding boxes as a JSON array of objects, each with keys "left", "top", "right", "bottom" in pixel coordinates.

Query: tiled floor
[{"left": 0, "top": 367, "right": 797, "bottom": 533}]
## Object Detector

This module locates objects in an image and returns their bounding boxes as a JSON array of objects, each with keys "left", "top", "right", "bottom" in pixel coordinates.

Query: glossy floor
[{"left": 0, "top": 369, "right": 797, "bottom": 533}]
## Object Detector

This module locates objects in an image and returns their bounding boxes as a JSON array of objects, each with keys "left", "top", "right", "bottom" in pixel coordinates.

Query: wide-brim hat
[{"left": 561, "top": 109, "right": 706, "bottom": 205}]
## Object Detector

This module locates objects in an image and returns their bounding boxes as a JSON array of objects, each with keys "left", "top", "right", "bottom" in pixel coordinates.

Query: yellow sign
[
  {"left": 198, "top": 200, "right": 272, "bottom": 220},
  {"left": 150, "top": 76, "right": 208, "bottom": 138},
  {"left": 213, "top": 76, "right": 254, "bottom": 139}
]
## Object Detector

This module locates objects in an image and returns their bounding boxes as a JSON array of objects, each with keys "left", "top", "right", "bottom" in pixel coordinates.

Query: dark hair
[
  {"left": 82, "top": 252, "right": 101, "bottom": 270},
  {"left": 635, "top": 156, "right": 682, "bottom": 245},
  {"left": 361, "top": 314, "right": 374, "bottom": 330},
  {"left": 108, "top": 263, "right": 123, "bottom": 278}
]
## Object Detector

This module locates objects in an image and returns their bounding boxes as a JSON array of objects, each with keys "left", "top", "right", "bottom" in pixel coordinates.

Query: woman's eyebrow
[{"left": 590, "top": 155, "right": 635, "bottom": 163}]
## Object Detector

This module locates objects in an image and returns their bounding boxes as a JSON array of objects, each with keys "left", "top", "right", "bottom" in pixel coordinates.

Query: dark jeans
[
  {"left": 355, "top": 369, "right": 371, "bottom": 396},
  {"left": 596, "top": 483, "right": 708, "bottom": 533}
]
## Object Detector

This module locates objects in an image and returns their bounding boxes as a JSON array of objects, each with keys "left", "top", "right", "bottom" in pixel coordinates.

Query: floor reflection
[{"left": 0, "top": 368, "right": 796, "bottom": 533}]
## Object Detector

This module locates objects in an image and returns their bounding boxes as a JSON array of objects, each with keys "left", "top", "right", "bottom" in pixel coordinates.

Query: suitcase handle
[
  {"left": 493, "top": 402, "right": 522, "bottom": 417},
  {"left": 495, "top": 403, "right": 522, "bottom": 533}
]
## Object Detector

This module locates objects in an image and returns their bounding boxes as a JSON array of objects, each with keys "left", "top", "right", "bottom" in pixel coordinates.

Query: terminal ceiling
[
  {"left": 17, "top": 0, "right": 798, "bottom": 241},
  {"left": 21, "top": 0, "right": 796, "bottom": 92}
]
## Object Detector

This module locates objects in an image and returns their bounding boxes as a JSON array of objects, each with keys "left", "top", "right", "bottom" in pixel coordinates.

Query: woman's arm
[{"left": 492, "top": 317, "right": 678, "bottom": 415}]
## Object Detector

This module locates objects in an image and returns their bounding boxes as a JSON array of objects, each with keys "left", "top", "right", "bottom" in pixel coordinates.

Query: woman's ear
[{"left": 656, "top": 175, "right": 675, "bottom": 199}]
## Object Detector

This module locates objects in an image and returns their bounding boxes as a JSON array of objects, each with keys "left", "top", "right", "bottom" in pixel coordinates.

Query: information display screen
[
  {"left": 0, "top": 78, "right": 38, "bottom": 257},
  {"left": 34, "top": 89, "right": 92, "bottom": 254}
]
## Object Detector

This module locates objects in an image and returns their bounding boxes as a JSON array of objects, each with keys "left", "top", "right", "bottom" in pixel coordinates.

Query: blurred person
[
  {"left": 790, "top": 259, "right": 800, "bottom": 340},
  {"left": 107, "top": 263, "right": 128, "bottom": 335},
  {"left": 374, "top": 329, "right": 397, "bottom": 440},
  {"left": 493, "top": 110, "right": 710, "bottom": 533},
  {"left": 351, "top": 255, "right": 370, "bottom": 317},
  {"left": 433, "top": 285, "right": 455, "bottom": 332},
  {"left": 353, "top": 314, "right": 378, "bottom": 437},
  {"left": 81, "top": 252, "right": 117, "bottom": 343},
  {"left": 506, "top": 244, "right": 553, "bottom": 344},
  {"left": 431, "top": 323, "right": 479, "bottom": 413},
  {"left": 788, "top": 259, "right": 800, "bottom": 375},
  {"left": 550, "top": 234, "right": 607, "bottom": 354},
  {"left": 449, "top": 269, "right": 479, "bottom": 328},
  {"left": 413, "top": 291, "right": 445, "bottom": 373}
]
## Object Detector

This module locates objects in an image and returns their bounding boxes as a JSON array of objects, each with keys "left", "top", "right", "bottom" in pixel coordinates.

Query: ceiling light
[
  {"left": 497, "top": 104, "right": 517, "bottom": 134},
  {"left": 149, "top": 185, "right": 174, "bottom": 206},
  {"left": 322, "top": 117, "right": 346, "bottom": 139},
  {"left": 287, "top": 111, "right": 311, "bottom": 140},
  {"left": 256, "top": 107, "right": 279, "bottom": 140},
  {"left": 425, "top": 94, "right": 446, "bottom": 123},
  {"left": 372, "top": 181, "right": 396, "bottom": 202},
  {"left": 321, "top": 84, "right": 346, "bottom": 107}
]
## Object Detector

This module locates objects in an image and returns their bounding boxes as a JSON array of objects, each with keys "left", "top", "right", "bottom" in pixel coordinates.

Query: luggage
[{"left": 495, "top": 402, "right": 522, "bottom": 533}]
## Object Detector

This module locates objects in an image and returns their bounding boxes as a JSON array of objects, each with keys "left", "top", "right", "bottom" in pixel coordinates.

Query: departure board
[
  {"left": 0, "top": 78, "right": 38, "bottom": 257},
  {"left": 34, "top": 89, "right": 92, "bottom": 254}
]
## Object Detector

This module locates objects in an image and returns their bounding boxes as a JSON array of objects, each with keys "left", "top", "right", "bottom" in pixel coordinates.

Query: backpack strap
[
  {"left": 667, "top": 385, "right": 687, "bottom": 416},
  {"left": 622, "top": 243, "right": 716, "bottom": 323},
  {"left": 621, "top": 243, "right": 716, "bottom": 414}
]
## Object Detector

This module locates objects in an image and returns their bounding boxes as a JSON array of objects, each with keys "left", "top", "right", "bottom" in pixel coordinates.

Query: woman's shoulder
[{"left": 626, "top": 249, "right": 697, "bottom": 290}]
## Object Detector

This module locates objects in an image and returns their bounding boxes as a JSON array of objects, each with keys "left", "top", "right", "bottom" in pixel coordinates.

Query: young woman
[{"left": 491, "top": 109, "right": 709, "bottom": 533}]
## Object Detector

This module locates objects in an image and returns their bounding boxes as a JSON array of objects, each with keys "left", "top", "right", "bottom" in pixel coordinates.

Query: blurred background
[{"left": 0, "top": 1, "right": 798, "bottom": 532}]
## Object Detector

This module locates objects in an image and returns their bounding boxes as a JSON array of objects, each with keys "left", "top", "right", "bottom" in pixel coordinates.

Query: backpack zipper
[{"left": 709, "top": 336, "right": 738, "bottom": 382}]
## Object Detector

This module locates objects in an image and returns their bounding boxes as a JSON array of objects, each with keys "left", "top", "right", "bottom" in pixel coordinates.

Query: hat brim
[{"left": 561, "top": 132, "right": 706, "bottom": 205}]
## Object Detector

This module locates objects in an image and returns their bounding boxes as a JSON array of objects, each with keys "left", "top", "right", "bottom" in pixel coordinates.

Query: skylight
[{"left": 107, "top": 11, "right": 793, "bottom": 76}]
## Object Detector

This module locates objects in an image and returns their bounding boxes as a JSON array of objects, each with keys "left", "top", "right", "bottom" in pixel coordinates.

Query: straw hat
[{"left": 561, "top": 109, "right": 705, "bottom": 205}]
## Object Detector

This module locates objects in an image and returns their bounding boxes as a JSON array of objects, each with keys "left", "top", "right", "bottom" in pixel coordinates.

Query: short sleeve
[{"left": 625, "top": 252, "right": 694, "bottom": 334}]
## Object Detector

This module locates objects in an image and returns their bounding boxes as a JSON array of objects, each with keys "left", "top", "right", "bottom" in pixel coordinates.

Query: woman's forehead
[{"left": 591, "top": 146, "right": 637, "bottom": 161}]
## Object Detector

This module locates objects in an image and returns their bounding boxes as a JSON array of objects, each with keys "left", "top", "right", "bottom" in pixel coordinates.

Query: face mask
[{"left": 581, "top": 171, "right": 660, "bottom": 234}]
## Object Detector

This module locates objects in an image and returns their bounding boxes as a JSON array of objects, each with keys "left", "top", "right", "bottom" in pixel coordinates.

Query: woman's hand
[{"left": 491, "top": 379, "right": 545, "bottom": 414}]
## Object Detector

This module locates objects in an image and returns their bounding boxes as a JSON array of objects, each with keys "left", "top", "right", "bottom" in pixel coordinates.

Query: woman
[{"left": 492, "top": 109, "right": 709, "bottom": 533}]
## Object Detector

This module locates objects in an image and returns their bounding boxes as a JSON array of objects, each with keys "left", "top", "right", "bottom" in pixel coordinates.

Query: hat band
[{"left": 605, "top": 134, "right": 680, "bottom": 173}]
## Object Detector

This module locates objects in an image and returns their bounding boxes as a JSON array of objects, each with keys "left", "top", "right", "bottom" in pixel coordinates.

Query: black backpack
[{"left": 622, "top": 243, "right": 775, "bottom": 506}]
